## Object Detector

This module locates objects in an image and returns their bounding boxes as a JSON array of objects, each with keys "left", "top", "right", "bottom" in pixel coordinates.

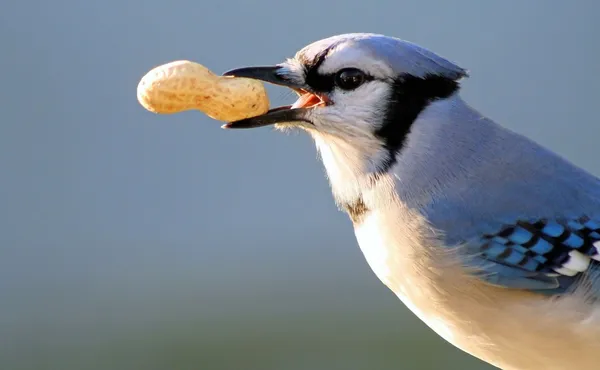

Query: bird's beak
[
  {"left": 223, "top": 66, "right": 304, "bottom": 89},
  {"left": 221, "top": 66, "right": 318, "bottom": 129}
]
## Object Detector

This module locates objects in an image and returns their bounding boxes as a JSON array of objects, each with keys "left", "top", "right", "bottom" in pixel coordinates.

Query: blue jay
[{"left": 221, "top": 33, "right": 600, "bottom": 370}]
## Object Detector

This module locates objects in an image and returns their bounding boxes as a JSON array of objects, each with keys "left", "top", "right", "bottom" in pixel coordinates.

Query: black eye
[{"left": 334, "top": 68, "right": 367, "bottom": 90}]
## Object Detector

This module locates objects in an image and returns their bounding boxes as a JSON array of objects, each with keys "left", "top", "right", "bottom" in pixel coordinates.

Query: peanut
[{"left": 136, "top": 60, "right": 269, "bottom": 122}]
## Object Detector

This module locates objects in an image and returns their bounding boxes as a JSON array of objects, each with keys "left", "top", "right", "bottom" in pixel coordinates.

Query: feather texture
[
  {"left": 233, "top": 32, "right": 600, "bottom": 369},
  {"left": 464, "top": 216, "right": 600, "bottom": 295}
]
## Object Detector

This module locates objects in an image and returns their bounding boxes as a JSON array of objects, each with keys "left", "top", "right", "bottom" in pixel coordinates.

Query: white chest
[
  {"left": 353, "top": 209, "right": 458, "bottom": 345},
  {"left": 353, "top": 210, "right": 394, "bottom": 284}
]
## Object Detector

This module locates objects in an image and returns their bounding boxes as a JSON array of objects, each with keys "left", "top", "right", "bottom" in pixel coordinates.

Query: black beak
[{"left": 221, "top": 66, "right": 312, "bottom": 129}]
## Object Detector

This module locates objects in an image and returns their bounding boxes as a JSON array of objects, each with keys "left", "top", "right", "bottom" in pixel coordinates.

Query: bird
[{"left": 221, "top": 33, "right": 600, "bottom": 370}]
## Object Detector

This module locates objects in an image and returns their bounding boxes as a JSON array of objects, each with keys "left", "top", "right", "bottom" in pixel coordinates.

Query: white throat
[
  {"left": 311, "top": 93, "right": 475, "bottom": 208},
  {"left": 312, "top": 132, "right": 373, "bottom": 205}
]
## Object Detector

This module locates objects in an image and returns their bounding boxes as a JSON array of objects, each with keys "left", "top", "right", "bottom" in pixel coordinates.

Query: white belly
[
  {"left": 353, "top": 210, "right": 458, "bottom": 345},
  {"left": 352, "top": 209, "right": 600, "bottom": 370}
]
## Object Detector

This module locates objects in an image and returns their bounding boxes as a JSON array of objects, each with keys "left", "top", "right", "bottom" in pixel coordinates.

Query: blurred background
[{"left": 1, "top": 1, "right": 598, "bottom": 369}]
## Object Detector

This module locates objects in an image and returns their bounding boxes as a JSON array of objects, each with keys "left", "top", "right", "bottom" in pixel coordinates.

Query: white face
[
  {"left": 305, "top": 78, "right": 392, "bottom": 144},
  {"left": 222, "top": 33, "right": 464, "bottom": 202},
  {"left": 275, "top": 42, "right": 396, "bottom": 151},
  {"left": 223, "top": 33, "right": 464, "bottom": 172}
]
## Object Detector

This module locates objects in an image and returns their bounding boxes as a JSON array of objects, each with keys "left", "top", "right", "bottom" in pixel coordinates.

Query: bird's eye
[{"left": 334, "top": 68, "right": 367, "bottom": 90}]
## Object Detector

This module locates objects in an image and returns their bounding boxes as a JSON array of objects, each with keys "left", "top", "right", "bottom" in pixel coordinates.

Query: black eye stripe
[
  {"left": 305, "top": 70, "right": 375, "bottom": 93},
  {"left": 301, "top": 42, "right": 338, "bottom": 92},
  {"left": 305, "top": 72, "right": 336, "bottom": 92}
]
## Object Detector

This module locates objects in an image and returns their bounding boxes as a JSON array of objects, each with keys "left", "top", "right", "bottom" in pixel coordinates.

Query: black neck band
[{"left": 375, "top": 74, "right": 460, "bottom": 173}]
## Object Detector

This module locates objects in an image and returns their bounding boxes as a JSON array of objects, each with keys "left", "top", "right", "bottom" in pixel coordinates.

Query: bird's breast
[
  {"left": 353, "top": 206, "right": 600, "bottom": 370},
  {"left": 352, "top": 205, "right": 460, "bottom": 344}
]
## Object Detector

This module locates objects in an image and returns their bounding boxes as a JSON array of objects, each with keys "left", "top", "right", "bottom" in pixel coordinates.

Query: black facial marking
[
  {"left": 374, "top": 74, "right": 460, "bottom": 173},
  {"left": 302, "top": 43, "right": 341, "bottom": 93},
  {"left": 305, "top": 72, "right": 335, "bottom": 93},
  {"left": 342, "top": 197, "right": 369, "bottom": 224}
]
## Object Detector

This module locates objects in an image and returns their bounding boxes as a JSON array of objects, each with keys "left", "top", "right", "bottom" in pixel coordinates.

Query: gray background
[{"left": 1, "top": 1, "right": 598, "bottom": 369}]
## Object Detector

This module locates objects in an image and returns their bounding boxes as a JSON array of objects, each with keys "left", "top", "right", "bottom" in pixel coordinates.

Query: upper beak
[
  {"left": 222, "top": 65, "right": 304, "bottom": 90},
  {"left": 221, "top": 65, "right": 312, "bottom": 129}
]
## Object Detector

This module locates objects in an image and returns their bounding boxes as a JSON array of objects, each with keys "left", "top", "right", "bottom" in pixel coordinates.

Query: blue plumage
[
  {"left": 226, "top": 32, "right": 600, "bottom": 365},
  {"left": 467, "top": 216, "right": 600, "bottom": 296}
]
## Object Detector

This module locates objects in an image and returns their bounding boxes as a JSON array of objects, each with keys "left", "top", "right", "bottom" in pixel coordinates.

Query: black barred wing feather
[{"left": 467, "top": 216, "right": 600, "bottom": 294}]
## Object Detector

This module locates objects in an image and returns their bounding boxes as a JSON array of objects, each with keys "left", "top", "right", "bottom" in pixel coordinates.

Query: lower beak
[{"left": 221, "top": 66, "right": 313, "bottom": 129}]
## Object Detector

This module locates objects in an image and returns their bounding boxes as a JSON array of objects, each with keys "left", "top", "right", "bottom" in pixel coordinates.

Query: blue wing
[{"left": 463, "top": 216, "right": 600, "bottom": 297}]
